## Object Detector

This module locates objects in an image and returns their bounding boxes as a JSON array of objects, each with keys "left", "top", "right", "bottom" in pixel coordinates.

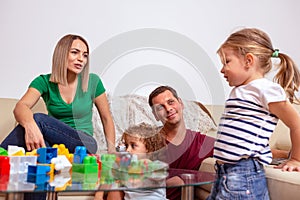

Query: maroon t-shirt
[{"left": 163, "top": 129, "right": 215, "bottom": 200}]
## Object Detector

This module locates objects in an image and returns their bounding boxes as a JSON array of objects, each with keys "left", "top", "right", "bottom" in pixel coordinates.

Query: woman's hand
[{"left": 24, "top": 122, "right": 46, "bottom": 151}]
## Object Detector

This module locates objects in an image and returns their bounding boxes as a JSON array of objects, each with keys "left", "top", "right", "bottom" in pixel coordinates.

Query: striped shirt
[{"left": 213, "top": 78, "right": 287, "bottom": 165}]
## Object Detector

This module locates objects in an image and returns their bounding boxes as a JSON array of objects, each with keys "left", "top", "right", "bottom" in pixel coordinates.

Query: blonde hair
[
  {"left": 50, "top": 34, "right": 90, "bottom": 92},
  {"left": 217, "top": 28, "right": 300, "bottom": 103},
  {"left": 122, "top": 123, "right": 166, "bottom": 155}
]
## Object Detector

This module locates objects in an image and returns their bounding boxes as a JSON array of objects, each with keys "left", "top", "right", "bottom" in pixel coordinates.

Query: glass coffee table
[{"left": 0, "top": 168, "right": 214, "bottom": 200}]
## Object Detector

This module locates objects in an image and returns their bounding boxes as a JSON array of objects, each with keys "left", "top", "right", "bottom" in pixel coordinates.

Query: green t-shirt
[{"left": 29, "top": 73, "right": 105, "bottom": 136}]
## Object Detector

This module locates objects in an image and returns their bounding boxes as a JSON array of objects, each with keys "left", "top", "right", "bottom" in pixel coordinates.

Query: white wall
[{"left": 1, "top": 0, "right": 299, "bottom": 105}]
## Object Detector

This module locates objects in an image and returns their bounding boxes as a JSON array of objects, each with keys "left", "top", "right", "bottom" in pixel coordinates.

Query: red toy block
[{"left": 0, "top": 156, "right": 10, "bottom": 176}]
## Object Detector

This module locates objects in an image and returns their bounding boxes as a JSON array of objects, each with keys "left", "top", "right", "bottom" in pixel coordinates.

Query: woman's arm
[
  {"left": 269, "top": 100, "right": 300, "bottom": 171},
  {"left": 14, "top": 87, "right": 46, "bottom": 151},
  {"left": 94, "top": 93, "right": 116, "bottom": 153}
]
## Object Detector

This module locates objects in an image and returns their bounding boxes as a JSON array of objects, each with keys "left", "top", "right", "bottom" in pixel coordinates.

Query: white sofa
[{"left": 1, "top": 96, "right": 300, "bottom": 200}]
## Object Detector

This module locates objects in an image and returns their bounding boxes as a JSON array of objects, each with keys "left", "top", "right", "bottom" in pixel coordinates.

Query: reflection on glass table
[
  {"left": 0, "top": 147, "right": 215, "bottom": 200},
  {"left": 0, "top": 167, "right": 214, "bottom": 200}
]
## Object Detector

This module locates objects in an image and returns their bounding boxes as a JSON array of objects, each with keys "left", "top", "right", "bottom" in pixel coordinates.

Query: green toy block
[
  {"left": 72, "top": 156, "right": 99, "bottom": 174},
  {"left": 0, "top": 147, "right": 8, "bottom": 156}
]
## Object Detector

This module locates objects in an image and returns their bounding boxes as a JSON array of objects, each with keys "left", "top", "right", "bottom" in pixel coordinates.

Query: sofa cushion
[
  {"left": 92, "top": 94, "right": 217, "bottom": 153},
  {"left": 265, "top": 165, "right": 300, "bottom": 200}
]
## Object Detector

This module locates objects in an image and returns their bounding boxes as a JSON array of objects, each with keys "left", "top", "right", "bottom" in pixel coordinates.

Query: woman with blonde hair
[{"left": 1, "top": 34, "right": 115, "bottom": 154}]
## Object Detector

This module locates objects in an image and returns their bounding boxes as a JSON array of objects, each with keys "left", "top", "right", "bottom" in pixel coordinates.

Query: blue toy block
[
  {"left": 73, "top": 146, "right": 87, "bottom": 164},
  {"left": 28, "top": 165, "right": 51, "bottom": 175},
  {"left": 27, "top": 174, "right": 50, "bottom": 185},
  {"left": 35, "top": 182, "right": 52, "bottom": 191},
  {"left": 27, "top": 165, "right": 51, "bottom": 184},
  {"left": 37, "top": 147, "right": 57, "bottom": 164}
]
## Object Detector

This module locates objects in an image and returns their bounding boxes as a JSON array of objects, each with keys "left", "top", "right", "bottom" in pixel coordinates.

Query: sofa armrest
[
  {"left": 195, "top": 157, "right": 215, "bottom": 200},
  {"left": 0, "top": 98, "right": 19, "bottom": 143},
  {"left": 0, "top": 98, "right": 47, "bottom": 143},
  {"left": 199, "top": 157, "right": 215, "bottom": 173}
]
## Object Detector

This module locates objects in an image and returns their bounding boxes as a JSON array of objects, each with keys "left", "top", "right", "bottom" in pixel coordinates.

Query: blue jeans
[
  {"left": 0, "top": 113, "right": 98, "bottom": 154},
  {"left": 207, "top": 158, "right": 270, "bottom": 200}
]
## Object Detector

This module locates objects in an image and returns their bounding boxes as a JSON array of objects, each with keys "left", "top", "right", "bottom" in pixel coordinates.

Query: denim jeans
[
  {"left": 207, "top": 158, "right": 270, "bottom": 200},
  {"left": 0, "top": 113, "right": 98, "bottom": 154}
]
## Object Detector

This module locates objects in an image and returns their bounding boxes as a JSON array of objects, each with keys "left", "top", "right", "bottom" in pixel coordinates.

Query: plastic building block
[
  {"left": 71, "top": 163, "right": 85, "bottom": 173},
  {"left": 128, "top": 154, "right": 142, "bottom": 174},
  {"left": 0, "top": 156, "right": 10, "bottom": 189},
  {"left": 51, "top": 155, "right": 72, "bottom": 173},
  {"left": 117, "top": 152, "right": 131, "bottom": 171},
  {"left": 72, "top": 156, "right": 99, "bottom": 174},
  {"left": 89, "top": 153, "right": 102, "bottom": 176},
  {"left": 9, "top": 156, "right": 37, "bottom": 175},
  {"left": 9, "top": 173, "right": 27, "bottom": 183},
  {"left": 0, "top": 156, "right": 10, "bottom": 176},
  {"left": 99, "top": 154, "right": 117, "bottom": 184},
  {"left": 28, "top": 165, "right": 51, "bottom": 175},
  {"left": 7, "top": 145, "right": 25, "bottom": 156},
  {"left": 52, "top": 144, "right": 69, "bottom": 155},
  {"left": 99, "top": 168, "right": 114, "bottom": 184},
  {"left": 0, "top": 176, "right": 8, "bottom": 191},
  {"left": 148, "top": 160, "right": 169, "bottom": 172},
  {"left": 83, "top": 156, "right": 98, "bottom": 173},
  {"left": 46, "top": 163, "right": 55, "bottom": 181},
  {"left": 49, "top": 172, "right": 71, "bottom": 191},
  {"left": 37, "top": 147, "right": 58, "bottom": 164},
  {"left": 0, "top": 147, "right": 8, "bottom": 156},
  {"left": 7, "top": 174, "right": 35, "bottom": 191},
  {"left": 100, "top": 153, "right": 116, "bottom": 171},
  {"left": 27, "top": 165, "right": 51, "bottom": 184},
  {"left": 26, "top": 149, "right": 37, "bottom": 156},
  {"left": 73, "top": 146, "right": 87, "bottom": 164},
  {"left": 52, "top": 144, "right": 73, "bottom": 163},
  {"left": 72, "top": 171, "right": 99, "bottom": 185},
  {"left": 27, "top": 173, "right": 50, "bottom": 185},
  {"left": 34, "top": 182, "right": 52, "bottom": 191}
]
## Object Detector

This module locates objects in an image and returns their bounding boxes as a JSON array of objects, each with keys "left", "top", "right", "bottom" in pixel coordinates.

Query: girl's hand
[
  {"left": 274, "top": 159, "right": 300, "bottom": 172},
  {"left": 24, "top": 122, "right": 46, "bottom": 151}
]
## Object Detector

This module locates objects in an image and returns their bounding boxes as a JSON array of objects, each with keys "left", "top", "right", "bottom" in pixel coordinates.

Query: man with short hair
[{"left": 148, "top": 85, "right": 215, "bottom": 200}]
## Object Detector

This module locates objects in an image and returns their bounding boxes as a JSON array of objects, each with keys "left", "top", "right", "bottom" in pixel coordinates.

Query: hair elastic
[{"left": 272, "top": 49, "right": 279, "bottom": 58}]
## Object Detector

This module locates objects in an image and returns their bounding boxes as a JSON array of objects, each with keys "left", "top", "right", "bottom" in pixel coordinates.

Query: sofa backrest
[
  {"left": 0, "top": 98, "right": 47, "bottom": 142},
  {"left": 0, "top": 97, "right": 293, "bottom": 152},
  {"left": 93, "top": 94, "right": 218, "bottom": 153}
]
